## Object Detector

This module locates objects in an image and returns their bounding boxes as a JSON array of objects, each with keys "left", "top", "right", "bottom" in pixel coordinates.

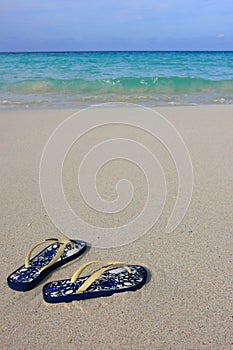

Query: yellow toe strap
[
  {"left": 71, "top": 260, "right": 132, "bottom": 294},
  {"left": 25, "top": 238, "right": 73, "bottom": 273}
]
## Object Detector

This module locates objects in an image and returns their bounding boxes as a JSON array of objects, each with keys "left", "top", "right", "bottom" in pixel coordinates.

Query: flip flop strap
[
  {"left": 71, "top": 260, "right": 132, "bottom": 294},
  {"left": 25, "top": 238, "right": 73, "bottom": 273}
]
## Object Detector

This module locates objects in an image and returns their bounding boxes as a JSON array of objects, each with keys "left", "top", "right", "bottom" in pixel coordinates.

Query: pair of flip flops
[{"left": 7, "top": 238, "right": 147, "bottom": 303}]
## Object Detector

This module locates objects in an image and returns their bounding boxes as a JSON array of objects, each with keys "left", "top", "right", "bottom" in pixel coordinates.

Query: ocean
[{"left": 0, "top": 51, "right": 233, "bottom": 109}]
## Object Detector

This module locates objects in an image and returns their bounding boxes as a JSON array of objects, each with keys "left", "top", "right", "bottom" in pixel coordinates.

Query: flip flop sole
[
  {"left": 43, "top": 265, "right": 147, "bottom": 303},
  {"left": 7, "top": 240, "right": 86, "bottom": 291}
]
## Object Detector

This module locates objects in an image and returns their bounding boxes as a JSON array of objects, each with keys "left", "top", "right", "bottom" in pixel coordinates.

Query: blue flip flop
[
  {"left": 42, "top": 260, "right": 147, "bottom": 303},
  {"left": 7, "top": 238, "right": 86, "bottom": 291}
]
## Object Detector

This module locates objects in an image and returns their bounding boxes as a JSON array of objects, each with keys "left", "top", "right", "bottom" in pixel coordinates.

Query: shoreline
[{"left": 0, "top": 102, "right": 232, "bottom": 112}]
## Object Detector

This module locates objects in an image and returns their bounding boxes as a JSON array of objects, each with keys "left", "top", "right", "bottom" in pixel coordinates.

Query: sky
[{"left": 0, "top": 0, "right": 233, "bottom": 51}]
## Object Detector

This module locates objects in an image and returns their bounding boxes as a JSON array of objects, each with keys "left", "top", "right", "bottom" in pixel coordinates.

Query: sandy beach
[{"left": 1, "top": 105, "right": 232, "bottom": 349}]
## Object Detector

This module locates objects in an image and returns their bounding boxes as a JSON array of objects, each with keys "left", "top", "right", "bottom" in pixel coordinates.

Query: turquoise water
[{"left": 0, "top": 51, "right": 233, "bottom": 109}]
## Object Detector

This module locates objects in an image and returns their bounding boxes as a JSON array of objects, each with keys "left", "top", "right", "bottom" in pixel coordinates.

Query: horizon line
[{"left": 0, "top": 49, "right": 233, "bottom": 54}]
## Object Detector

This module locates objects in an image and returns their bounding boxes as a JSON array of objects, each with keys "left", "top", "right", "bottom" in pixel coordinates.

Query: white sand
[{"left": 1, "top": 105, "right": 232, "bottom": 349}]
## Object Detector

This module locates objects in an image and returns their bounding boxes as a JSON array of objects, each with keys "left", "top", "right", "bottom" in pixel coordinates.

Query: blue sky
[{"left": 1, "top": 0, "right": 232, "bottom": 51}]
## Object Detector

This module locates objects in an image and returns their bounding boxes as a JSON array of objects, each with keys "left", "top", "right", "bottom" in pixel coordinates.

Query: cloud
[{"left": 216, "top": 33, "right": 225, "bottom": 38}]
